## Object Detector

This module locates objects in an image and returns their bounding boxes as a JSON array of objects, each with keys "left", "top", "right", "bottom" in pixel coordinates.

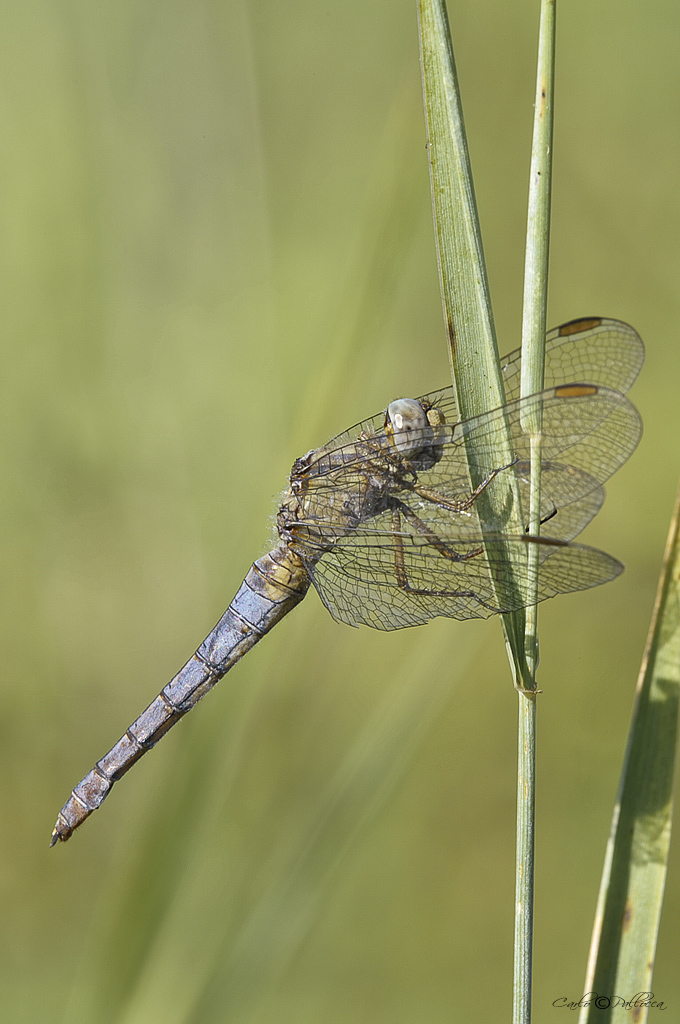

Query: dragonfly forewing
[
  {"left": 324, "top": 318, "right": 644, "bottom": 455},
  {"left": 502, "top": 317, "right": 644, "bottom": 401}
]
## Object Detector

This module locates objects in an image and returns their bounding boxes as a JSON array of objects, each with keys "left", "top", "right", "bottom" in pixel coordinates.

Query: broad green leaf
[{"left": 580, "top": 486, "right": 680, "bottom": 1024}]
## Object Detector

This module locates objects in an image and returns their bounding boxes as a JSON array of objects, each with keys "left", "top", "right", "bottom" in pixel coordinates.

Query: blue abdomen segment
[{"left": 51, "top": 545, "right": 310, "bottom": 844}]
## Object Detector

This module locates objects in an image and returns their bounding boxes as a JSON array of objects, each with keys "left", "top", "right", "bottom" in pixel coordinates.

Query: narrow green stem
[{"left": 513, "top": 3, "right": 555, "bottom": 1023}]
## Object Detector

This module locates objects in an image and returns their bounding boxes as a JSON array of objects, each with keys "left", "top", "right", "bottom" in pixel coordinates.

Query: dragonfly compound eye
[{"left": 385, "top": 399, "right": 432, "bottom": 456}]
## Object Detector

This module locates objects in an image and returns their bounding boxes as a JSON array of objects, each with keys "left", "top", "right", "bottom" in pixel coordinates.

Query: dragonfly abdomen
[{"left": 50, "top": 544, "right": 310, "bottom": 845}]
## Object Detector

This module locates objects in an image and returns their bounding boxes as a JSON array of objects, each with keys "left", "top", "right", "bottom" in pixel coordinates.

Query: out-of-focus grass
[{"left": 1, "top": 2, "right": 679, "bottom": 1022}]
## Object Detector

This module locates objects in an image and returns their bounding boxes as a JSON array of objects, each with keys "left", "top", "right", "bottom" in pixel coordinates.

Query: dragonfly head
[{"left": 385, "top": 399, "right": 433, "bottom": 457}]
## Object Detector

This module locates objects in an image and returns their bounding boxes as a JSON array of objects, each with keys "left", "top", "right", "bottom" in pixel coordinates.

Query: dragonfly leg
[
  {"left": 393, "top": 499, "right": 483, "bottom": 562},
  {"left": 523, "top": 504, "right": 558, "bottom": 533},
  {"left": 410, "top": 456, "right": 519, "bottom": 515},
  {"left": 390, "top": 502, "right": 504, "bottom": 614}
]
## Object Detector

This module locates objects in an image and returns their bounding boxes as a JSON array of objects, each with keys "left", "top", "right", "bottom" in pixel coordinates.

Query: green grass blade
[
  {"left": 579, "top": 485, "right": 680, "bottom": 1024},
  {"left": 514, "top": 4, "right": 555, "bottom": 1024},
  {"left": 416, "top": 0, "right": 527, "bottom": 676},
  {"left": 416, "top": 0, "right": 504, "bottom": 416}
]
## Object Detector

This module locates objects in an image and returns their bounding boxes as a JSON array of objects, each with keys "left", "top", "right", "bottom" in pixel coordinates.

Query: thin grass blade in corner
[{"left": 579, "top": 485, "right": 680, "bottom": 1024}]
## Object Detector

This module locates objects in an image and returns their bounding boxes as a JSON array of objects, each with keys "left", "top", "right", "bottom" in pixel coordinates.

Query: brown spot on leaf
[
  {"left": 447, "top": 317, "right": 457, "bottom": 351},
  {"left": 622, "top": 899, "right": 633, "bottom": 932}
]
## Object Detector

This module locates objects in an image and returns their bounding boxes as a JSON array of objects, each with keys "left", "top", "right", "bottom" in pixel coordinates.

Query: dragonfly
[{"left": 51, "top": 316, "right": 644, "bottom": 845}]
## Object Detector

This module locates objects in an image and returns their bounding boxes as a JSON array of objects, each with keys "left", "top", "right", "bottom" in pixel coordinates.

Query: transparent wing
[
  {"left": 298, "top": 384, "right": 642, "bottom": 544},
  {"left": 510, "top": 461, "right": 604, "bottom": 542},
  {"left": 501, "top": 317, "right": 644, "bottom": 402},
  {"left": 321, "top": 318, "right": 644, "bottom": 451},
  {"left": 306, "top": 528, "right": 623, "bottom": 630},
  {"left": 289, "top": 384, "right": 640, "bottom": 629},
  {"left": 448, "top": 383, "right": 641, "bottom": 525}
]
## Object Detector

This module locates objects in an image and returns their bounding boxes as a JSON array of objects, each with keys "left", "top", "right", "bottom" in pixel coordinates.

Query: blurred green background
[{"left": 2, "top": 1, "right": 679, "bottom": 1021}]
